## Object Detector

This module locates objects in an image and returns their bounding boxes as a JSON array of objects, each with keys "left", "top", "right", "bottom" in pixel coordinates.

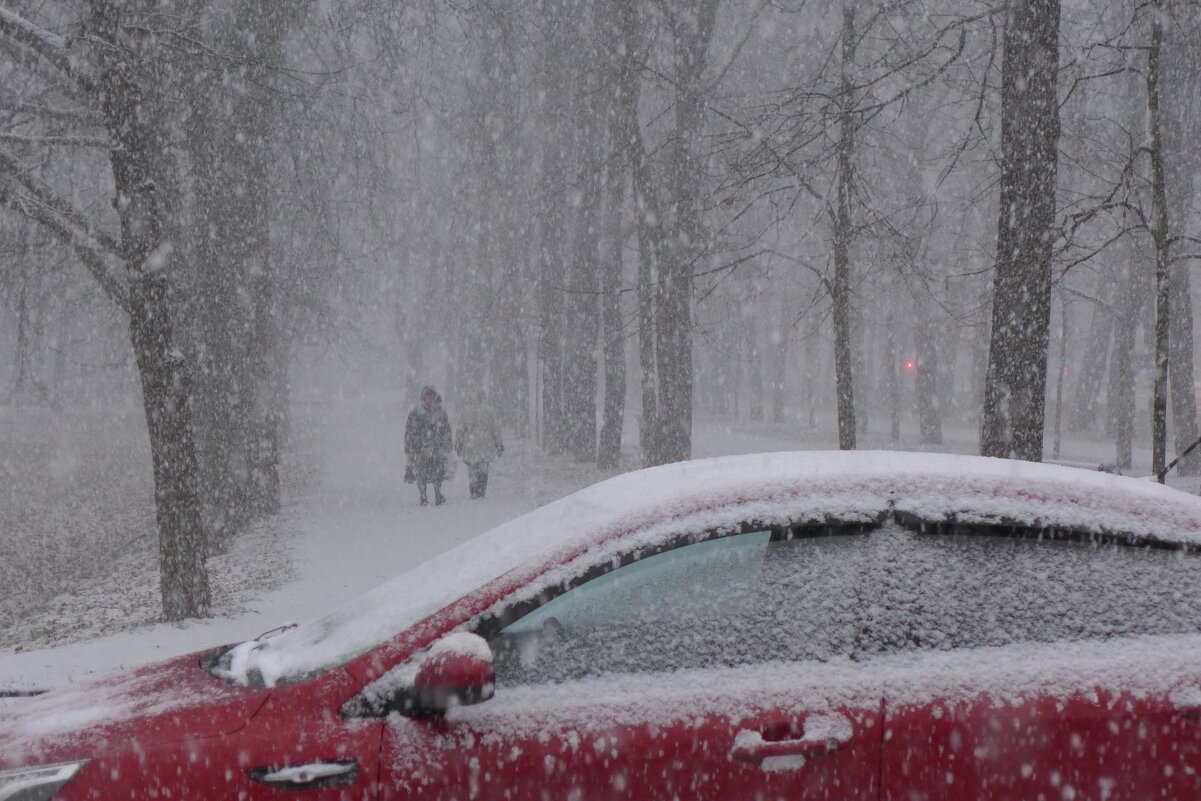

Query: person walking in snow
[
  {"left": 455, "top": 390, "right": 504, "bottom": 499},
  {"left": 405, "top": 385, "right": 453, "bottom": 506}
]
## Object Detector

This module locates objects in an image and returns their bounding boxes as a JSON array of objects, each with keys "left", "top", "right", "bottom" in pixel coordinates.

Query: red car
[{"left": 6, "top": 451, "right": 1201, "bottom": 801}]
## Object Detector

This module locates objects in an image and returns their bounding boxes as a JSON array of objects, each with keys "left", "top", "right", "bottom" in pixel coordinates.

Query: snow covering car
[{"left": 6, "top": 451, "right": 1201, "bottom": 801}]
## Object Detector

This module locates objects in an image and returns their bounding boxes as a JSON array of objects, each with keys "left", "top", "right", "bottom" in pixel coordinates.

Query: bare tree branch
[
  {"left": 0, "top": 6, "right": 94, "bottom": 91},
  {"left": 0, "top": 147, "right": 128, "bottom": 311},
  {"left": 0, "top": 131, "right": 112, "bottom": 148},
  {"left": 0, "top": 90, "right": 103, "bottom": 126}
]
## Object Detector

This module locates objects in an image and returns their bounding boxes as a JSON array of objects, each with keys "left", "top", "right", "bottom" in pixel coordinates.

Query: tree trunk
[
  {"left": 885, "top": 305, "right": 900, "bottom": 441},
  {"left": 1110, "top": 260, "right": 1137, "bottom": 471},
  {"left": 853, "top": 310, "right": 869, "bottom": 436},
  {"left": 747, "top": 317, "right": 764, "bottom": 421},
  {"left": 636, "top": 219, "right": 659, "bottom": 460},
  {"left": 653, "top": 254, "right": 693, "bottom": 464},
  {"left": 804, "top": 336, "right": 818, "bottom": 429},
  {"left": 1167, "top": 232, "right": 1199, "bottom": 475},
  {"left": 242, "top": 6, "right": 306, "bottom": 518},
  {"left": 128, "top": 272, "right": 211, "bottom": 620},
  {"left": 1162, "top": 1, "right": 1201, "bottom": 475},
  {"left": 475, "top": 22, "right": 530, "bottom": 440},
  {"left": 185, "top": 5, "right": 290, "bottom": 541},
  {"left": 91, "top": 0, "right": 210, "bottom": 618},
  {"left": 597, "top": 81, "right": 627, "bottom": 469},
  {"left": 188, "top": 79, "right": 254, "bottom": 543},
  {"left": 617, "top": 0, "right": 665, "bottom": 464},
  {"left": 1147, "top": 1, "right": 1170, "bottom": 478},
  {"left": 649, "top": 7, "right": 712, "bottom": 466},
  {"left": 831, "top": 5, "right": 857, "bottom": 451},
  {"left": 538, "top": 0, "right": 569, "bottom": 454},
  {"left": 1068, "top": 292, "right": 1113, "bottom": 433},
  {"left": 564, "top": 35, "right": 602, "bottom": 463},
  {"left": 9, "top": 267, "right": 42, "bottom": 405},
  {"left": 771, "top": 304, "right": 789, "bottom": 423},
  {"left": 247, "top": 247, "right": 283, "bottom": 518},
  {"left": 916, "top": 318, "right": 942, "bottom": 445},
  {"left": 1051, "top": 294, "right": 1069, "bottom": 459},
  {"left": 980, "top": 0, "right": 1061, "bottom": 462}
]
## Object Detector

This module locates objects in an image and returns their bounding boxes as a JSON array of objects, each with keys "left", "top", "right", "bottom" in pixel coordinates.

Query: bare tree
[
  {"left": 0, "top": 0, "right": 347, "bottom": 619},
  {"left": 644, "top": 0, "right": 721, "bottom": 465},
  {"left": 537, "top": 0, "right": 571, "bottom": 455},
  {"left": 980, "top": 0, "right": 1061, "bottom": 462},
  {"left": 1161, "top": 0, "right": 1201, "bottom": 475},
  {"left": 728, "top": 0, "right": 969, "bottom": 450},
  {"left": 613, "top": 0, "right": 720, "bottom": 466},
  {"left": 90, "top": 0, "right": 211, "bottom": 618},
  {"left": 830, "top": 4, "right": 858, "bottom": 450},
  {"left": 185, "top": 2, "right": 307, "bottom": 541},
  {"left": 1146, "top": 0, "right": 1171, "bottom": 476},
  {"left": 0, "top": 2, "right": 213, "bottom": 618},
  {"left": 596, "top": 0, "right": 630, "bottom": 471}
]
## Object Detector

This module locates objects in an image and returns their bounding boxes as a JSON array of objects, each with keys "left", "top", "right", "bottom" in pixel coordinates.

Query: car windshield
[{"left": 488, "top": 520, "right": 1201, "bottom": 686}]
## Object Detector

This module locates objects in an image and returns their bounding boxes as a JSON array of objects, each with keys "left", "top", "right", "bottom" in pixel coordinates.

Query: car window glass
[
  {"left": 865, "top": 527, "right": 1201, "bottom": 653},
  {"left": 501, "top": 531, "right": 771, "bottom": 635},
  {"left": 487, "top": 519, "right": 1201, "bottom": 690},
  {"left": 489, "top": 530, "right": 870, "bottom": 686}
]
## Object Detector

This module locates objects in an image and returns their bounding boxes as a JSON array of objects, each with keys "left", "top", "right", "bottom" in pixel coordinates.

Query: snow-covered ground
[
  {"left": 0, "top": 399, "right": 597, "bottom": 693},
  {"left": 0, "top": 396, "right": 1182, "bottom": 695}
]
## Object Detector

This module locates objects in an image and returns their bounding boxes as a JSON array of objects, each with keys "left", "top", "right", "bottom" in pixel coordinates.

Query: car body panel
[
  {"left": 0, "top": 650, "right": 271, "bottom": 768},
  {"left": 884, "top": 689, "right": 1201, "bottom": 801},
  {"left": 877, "top": 638, "right": 1201, "bottom": 801},
  {"left": 36, "top": 668, "right": 383, "bottom": 801},
  {"left": 381, "top": 664, "right": 883, "bottom": 801}
]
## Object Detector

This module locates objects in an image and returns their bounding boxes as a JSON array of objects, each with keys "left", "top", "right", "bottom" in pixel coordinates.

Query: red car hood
[{"left": 0, "top": 648, "right": 272, "bottom": 768}]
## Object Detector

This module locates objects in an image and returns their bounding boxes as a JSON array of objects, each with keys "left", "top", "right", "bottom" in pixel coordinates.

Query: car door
[
  {"left": 871, "top": 527, "right": 1201, "bottom": 801},
  {"left": 228, "top": 669, "right": 385, "bottom": 800},
  {"left": 78, "top": 668, "right": 385, "bottom": 800},
  {"left": 884, "top": 683, "right": 1201, "bottom": 801},
  {"left": 378, "top": 528, "right": 885, "bottom": 801}
]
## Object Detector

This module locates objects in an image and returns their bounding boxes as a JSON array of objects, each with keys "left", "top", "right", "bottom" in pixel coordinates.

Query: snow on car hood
[
  {"left": 0, "top": 650, "right": 271, "bottom": 767},
  {"left": 219, "top": 451, "right": 1201, "bottom": 688}
]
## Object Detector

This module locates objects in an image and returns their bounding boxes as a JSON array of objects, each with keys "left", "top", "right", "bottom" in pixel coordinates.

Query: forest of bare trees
[{"left": 3, "top": 0, "right": 1201, "bottom": 618}]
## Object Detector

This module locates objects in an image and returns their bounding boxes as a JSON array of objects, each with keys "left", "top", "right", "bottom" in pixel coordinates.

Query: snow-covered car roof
[{"left": 219, "top": 451, "right": 1201, "bottom": 688}]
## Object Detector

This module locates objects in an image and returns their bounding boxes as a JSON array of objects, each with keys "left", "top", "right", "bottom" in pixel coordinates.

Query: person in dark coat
[{"left": 405, "top": 385, "right": 453, "bottom": 506}]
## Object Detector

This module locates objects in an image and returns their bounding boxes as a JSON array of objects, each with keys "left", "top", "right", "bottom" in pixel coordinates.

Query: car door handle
[
  {"left": 247, "top": 759, "right": 359, "bottom": 791},
  {"left": 1178, "top": 705, "right": 1201, "bottom": 721},
  {"left": 730, "top": 733, "right": 842, "bottom": 763}
]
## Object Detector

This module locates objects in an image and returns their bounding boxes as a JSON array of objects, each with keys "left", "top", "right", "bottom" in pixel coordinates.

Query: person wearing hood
[
  {"left": 455, "top": 390, "right": 504, "bottom": 499},
  {"left": 405, "top": 385, "right": 453, "bottom": 505}
]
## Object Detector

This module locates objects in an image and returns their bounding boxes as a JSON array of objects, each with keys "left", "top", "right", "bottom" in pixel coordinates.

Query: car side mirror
[{"left": 403, "top": 632, "right": 495, "bottom": 718}]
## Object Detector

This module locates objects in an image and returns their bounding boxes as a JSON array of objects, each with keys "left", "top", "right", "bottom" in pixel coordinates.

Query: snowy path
[{"left": 0, "top": 400, "right": 599, "bottom": 691}]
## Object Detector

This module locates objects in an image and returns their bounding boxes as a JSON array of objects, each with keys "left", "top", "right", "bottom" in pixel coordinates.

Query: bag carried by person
[{"left": 442, "top": 459, "right": 457, "bottom": 481}]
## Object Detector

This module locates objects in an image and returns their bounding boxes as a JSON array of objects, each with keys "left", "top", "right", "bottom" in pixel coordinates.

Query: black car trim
[{"left": 892, "top": 508, "right": 1199, "bottom": 552}]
